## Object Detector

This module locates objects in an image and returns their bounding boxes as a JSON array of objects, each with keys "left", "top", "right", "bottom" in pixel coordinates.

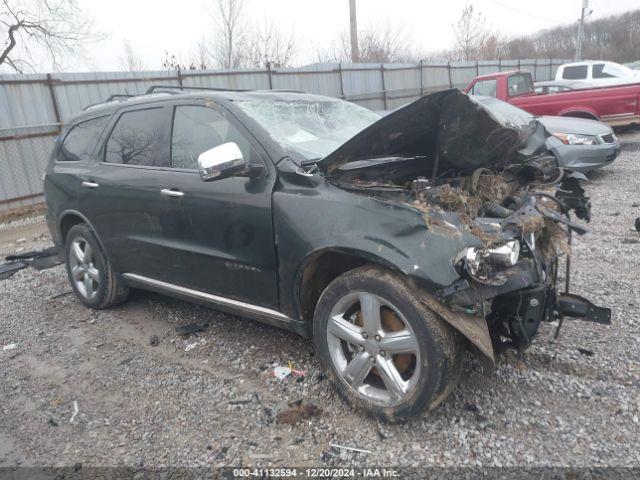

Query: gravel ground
[{"left": 1, "top": 130, "right": 639, "bottom": 470}]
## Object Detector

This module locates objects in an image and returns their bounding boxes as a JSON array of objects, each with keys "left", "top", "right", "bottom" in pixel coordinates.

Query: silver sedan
[{"left": 474, "top": 96, "right": 620, "bottom": 173}]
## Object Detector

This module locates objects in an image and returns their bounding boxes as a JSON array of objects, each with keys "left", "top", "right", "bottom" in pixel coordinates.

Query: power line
[{"left": 486, "top": 0, "right": 560, "bottom": 24}]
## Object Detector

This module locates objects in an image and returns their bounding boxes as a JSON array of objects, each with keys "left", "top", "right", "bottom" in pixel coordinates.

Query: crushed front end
[
  {"left": 317, "top": 89, "right": 611, "bottom": 361},
  {"left": 427, "top": 162, "right": 612, "bottom": 353}
]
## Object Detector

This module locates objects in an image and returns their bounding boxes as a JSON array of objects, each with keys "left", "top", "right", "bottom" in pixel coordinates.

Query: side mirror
[{"left": 198, "top": 142, "right": 248, "bottom": 182}]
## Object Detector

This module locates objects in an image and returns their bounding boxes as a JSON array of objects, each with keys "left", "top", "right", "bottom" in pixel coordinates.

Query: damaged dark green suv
[{"left": 44, "top": 87, "right": 610, "bottom": 421}]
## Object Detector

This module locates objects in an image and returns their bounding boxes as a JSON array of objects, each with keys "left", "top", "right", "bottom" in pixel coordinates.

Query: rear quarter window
[
  {"left": 562, "top": 66, "right": 588, "bottom": 80},
  {"left": 57, "top": 116, "right": 109, "bottom": 162}
]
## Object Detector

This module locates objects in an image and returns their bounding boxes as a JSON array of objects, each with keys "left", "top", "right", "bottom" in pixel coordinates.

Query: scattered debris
[
  {"left": 47, "top": 418, "right": 59, "bottom": 427},
  {"left": 464, "top": 403, "right": 479, "bottom": 413},
  {"left": 276, "top": 402, "right": 322, "bottom": 425},
  {"left": 228, "top": 397, "right": 253, "bottom": 405},
  {"left": 273, "top": 366, "right": 292, "bottom": 380},
  {"left": 273, "top": 362, "right": 306, "bottom": 380},
  {"left": 50, "top": 290, "right": 73, "bottom": 300},
  {"left": 69, "top": 401, "right": 79, "bottom": 424},
  {"left": 622, "top": 237, "right": 640, "bottom": 244},
  {"left": 376, "top": 422, "right": 390, "bottom": 440},
  {"left": 175, "top": 323, "right": 209, "bottom": 337},
  {"left": 6, "top": 246, "right": 63, "bottom": 270},
  {"left": 2, "top": 343, "right": 18, "bottom": 352},
  {"left": 148, "top": 335, "right": 159, "bottom": 347},
  {"left": 578, "top": 348, "right": 595, "bottom": 357},
  {"left": 635, "top": 217, "right": 640, "bottom": 233},
  {"left": 329, "top": 443, "right": 372, "bottom": 454},
  {"left": 0, "top": 260, "right": 28, "bottom": 280},
  {"left": 185, "top": 338, "right": 206, "bottom": 352}
]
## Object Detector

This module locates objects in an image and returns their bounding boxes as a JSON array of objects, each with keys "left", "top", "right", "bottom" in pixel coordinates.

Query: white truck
[{"left": 555, "top": 61, "right": 640, "bottom": 87}]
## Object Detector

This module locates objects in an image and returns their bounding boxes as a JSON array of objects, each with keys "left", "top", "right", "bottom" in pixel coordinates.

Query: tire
[
  {"left": 64, "top": 223, "right": 129, "bottom": 309},
  {"left": 313, "top": 265, "right": 462, "bottom": 422}
]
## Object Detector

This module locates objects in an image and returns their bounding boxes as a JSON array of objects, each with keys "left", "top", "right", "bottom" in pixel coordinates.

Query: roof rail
[
  {"left": 82, "top": 85, "right": 311, "bottom": 112},
  {"left": 145, "top": 85, "right": 250, "bottom": 94},
  {"left": 106, "top": 94, "right": 134, "bottom": 101},
  {"left": 145, "top": 85, "right": 307, "bottom": 94},
  {"left": 82, "top": 94, "right": 137, "bottom": 111}
]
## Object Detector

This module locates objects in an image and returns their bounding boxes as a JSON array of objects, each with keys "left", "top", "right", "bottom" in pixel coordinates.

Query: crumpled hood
[
  {"left": 538, "top": 115, "right": 612, "bottom": 136},
  {"left": 317, "top": 89, "right": 549, "bottom": 177}
]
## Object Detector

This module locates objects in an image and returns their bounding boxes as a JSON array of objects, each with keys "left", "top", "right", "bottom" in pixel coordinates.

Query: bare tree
[
  {"left": 453, "top": 3, "right": 488, "bottom": 61},
  {"left": 207, "top": 0, "right": 248, "bottom": 69},
  {"left": 191, "top": 38, "right": 209, "bottom": 70},
  {"left": 0, "top": 0, "right": 97, "bottom": 72},
  {"left": 202, "top": 0, "right": 297, "bottom": 69},
  {"left": 119, "top": 39, "right": 145, "bottom": 72},
  {"left": 500, "top": 9, "right": 640, "bottom": 63},
  {"left": 320, "top": 23, "right": 414, "bottom": 64},
  {"left": 245, "top": 20, "right": 296, "bottom": 68}
]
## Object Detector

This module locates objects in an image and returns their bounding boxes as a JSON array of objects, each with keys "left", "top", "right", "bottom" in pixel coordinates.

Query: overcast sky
[{"left": 74, "top": 0, "right": 639, "bottom": 72}]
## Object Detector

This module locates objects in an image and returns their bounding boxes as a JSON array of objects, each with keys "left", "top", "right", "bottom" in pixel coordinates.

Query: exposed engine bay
[{"left": 315, "top": 89, "right": 611, "bottom": 355}]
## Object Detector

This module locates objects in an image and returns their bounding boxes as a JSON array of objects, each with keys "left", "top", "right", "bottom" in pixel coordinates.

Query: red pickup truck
[{"left": 465, "top": 70, "right": 640, "bottom": 127}]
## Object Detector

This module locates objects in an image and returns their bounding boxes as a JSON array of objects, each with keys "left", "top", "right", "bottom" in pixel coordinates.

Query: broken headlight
[
  {"left": 553, "top": 133, "right": 599, "bottom": 146},
  {"left": 459, "top": 240, "right": 520, "bottom": 284}
]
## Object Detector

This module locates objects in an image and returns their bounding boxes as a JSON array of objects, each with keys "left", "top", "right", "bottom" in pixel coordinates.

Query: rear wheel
[
  {"left": 313, "top": 266, "right": 462, "bottom": 422},
  {"left": 64, "top": 223, "right": 129, "bottom": 309}
]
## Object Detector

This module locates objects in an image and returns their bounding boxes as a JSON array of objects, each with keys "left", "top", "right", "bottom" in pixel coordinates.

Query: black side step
[{"left": 558, "top": 293, "right": 612, "bottom": 325}]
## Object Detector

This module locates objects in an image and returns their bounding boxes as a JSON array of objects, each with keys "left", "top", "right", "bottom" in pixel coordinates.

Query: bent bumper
[
  {"left": 551, "top": 142, "right": 620, "bottom": 173},
  {"left": 440, "top": 259, "right": 611, "bottom": 354}
]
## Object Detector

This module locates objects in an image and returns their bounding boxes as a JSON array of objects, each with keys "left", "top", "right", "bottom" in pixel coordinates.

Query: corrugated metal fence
[{"left": 0, "top": 58, "right": 567, "bottom": 212}]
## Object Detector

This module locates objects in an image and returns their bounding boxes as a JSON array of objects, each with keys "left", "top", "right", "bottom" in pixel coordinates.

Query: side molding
[{"left": 122, "top": 273, "right": 310, "bottom": 337}]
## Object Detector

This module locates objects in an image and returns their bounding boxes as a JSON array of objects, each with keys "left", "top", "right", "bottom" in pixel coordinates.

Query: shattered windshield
[{"left": 235, "top": 99, "right": 381, "bottom": 162}]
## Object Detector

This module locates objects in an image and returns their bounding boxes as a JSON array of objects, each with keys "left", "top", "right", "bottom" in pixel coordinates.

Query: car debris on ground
[
  {"left": 175, "top": 323, "right": 209, "bottom": 337},
  {"left": 0, "top": 246, "right": 63, "bottom": 280},
  {"left": 185, "top": 338, "right": 206, "bottom": 352},
  {"left": 329, "top": 443, "right": 372, "bottom": 455}
]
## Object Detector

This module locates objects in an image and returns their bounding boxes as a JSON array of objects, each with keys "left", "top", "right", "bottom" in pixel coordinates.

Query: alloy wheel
[
  {"left": 326, "top": 292, "right": 421, "bottom": 406},
  {"left": 69, "top": 237, "right": 100, "bottom": 299}
]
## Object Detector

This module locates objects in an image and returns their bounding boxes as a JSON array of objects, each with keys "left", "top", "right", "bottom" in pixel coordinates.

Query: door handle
[
  {"left": 81, "top": 181, "right": 99, "bottom": 188},
  {"left": 160, "top": 188, "right": 184, "bottom": 198}
]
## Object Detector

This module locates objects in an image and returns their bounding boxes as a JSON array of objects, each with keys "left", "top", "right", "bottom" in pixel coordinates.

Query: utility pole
[
  {"left": 349, "top": 0, "right": 359, "bottom": 63},
  {"left": 575, "top": 0, "right": 589, "bottom": 61}
]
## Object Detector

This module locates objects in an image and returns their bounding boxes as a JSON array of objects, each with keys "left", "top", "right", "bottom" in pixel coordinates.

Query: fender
[{"left": 58, "top": 209, "right": 114, "bottom": 264}]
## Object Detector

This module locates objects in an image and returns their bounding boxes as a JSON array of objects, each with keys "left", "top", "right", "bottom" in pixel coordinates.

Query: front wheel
[{"left": 313, "top": 266, "right": 462, "bottom": 422}]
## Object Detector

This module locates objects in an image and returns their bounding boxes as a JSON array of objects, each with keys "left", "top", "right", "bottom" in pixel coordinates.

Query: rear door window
[
  {"left": 170, "top": 105, "right": 260, "bottom": 170},
  {"left": 58, "top": 116, "right": 109, "bottom": 162},
  {"left": 104, "top": 107, "right": 169, "bottom": 166},
  {"left": 471, "top": 80, "right": 497, "bottom": 97},
  {"left": 562, "top": 65, "right": 588, "bottom": 80}
]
